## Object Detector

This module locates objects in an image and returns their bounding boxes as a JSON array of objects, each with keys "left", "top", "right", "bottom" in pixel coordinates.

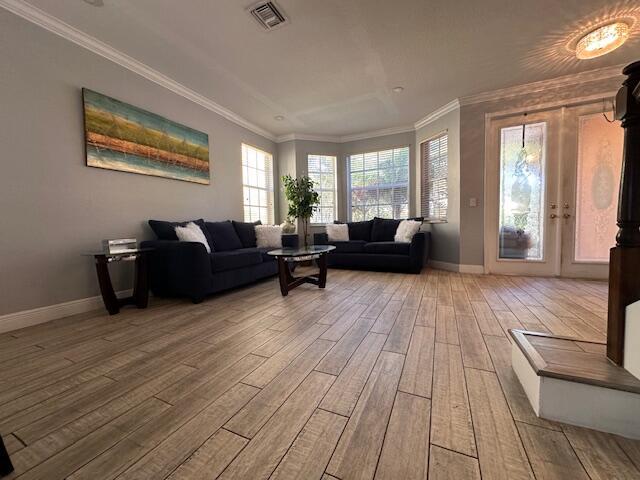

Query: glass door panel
[
  {"left": 561, "top": 106, "right": 623, "bottom": 279},
  {"left": 574, "top": 113, "right": 623, "bottom": 261},
  {"left": 498, "top": 122, "right": 547, "bottom": 261}
]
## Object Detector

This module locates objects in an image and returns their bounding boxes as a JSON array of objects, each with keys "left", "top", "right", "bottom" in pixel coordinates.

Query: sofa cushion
[
  {"left": 335, "top": 220, "right": 373, "bottom": 242},
  {"left": 232, "top": 220, "right": 261, "bottom": 248},
  {"left": 205, "top": 221, "right": 243, "bottom": 251},
  {"left": 364, "top": 241, "right": 410, "bottom": 255},
  {"left": 371, "top": 217, "right": 401, "bottom": 242},
  {"left": 149, "top": 219, "right": 214, "bottom": 251},
  {"left": 331, "top": 240, "right": 367, "bottom": 254},
  {"left": 210, "top": 248, "right": 263, "bottom": 272}
]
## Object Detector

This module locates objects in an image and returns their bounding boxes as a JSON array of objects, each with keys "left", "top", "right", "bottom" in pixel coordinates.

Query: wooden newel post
[{"left": 608, "top": 60, "right": 640, "bottom": 366}]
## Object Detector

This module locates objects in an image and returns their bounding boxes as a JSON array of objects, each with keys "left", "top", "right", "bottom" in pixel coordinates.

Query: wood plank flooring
[{"left": 1, "top": 268, "right": 639, "bottom": 479}]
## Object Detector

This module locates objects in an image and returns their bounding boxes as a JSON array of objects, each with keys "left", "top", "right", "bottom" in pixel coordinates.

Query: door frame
[
  {"left": 482, "top": 91, "right": 618, "bottom": 276},
  {"left": 484, "top": 110, "right": 563, "bottom": 276}
]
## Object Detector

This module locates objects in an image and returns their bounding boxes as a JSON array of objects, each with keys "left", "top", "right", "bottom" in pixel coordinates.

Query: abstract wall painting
[{"left": 82, "top": 88, "right": 210, "bottom": 184}]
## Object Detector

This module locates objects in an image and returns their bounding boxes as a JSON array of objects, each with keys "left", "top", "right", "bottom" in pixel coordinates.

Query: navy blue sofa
[
  {"left": 314, "top": 217, "right": 429, "bottom": 274},
  {"left": 141, "top": 219, "right": 296, "bottom": 303}
]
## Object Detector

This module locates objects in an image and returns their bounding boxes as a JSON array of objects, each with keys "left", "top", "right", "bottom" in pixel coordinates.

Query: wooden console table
[{"left": 84, "top": 249, "right": 152, "bottom": 315}]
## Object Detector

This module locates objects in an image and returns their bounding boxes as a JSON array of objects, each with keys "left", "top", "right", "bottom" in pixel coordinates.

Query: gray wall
[
  {"left": 415, "top": 108, "right": 461, "bottom": 264},
  {"left": 276, "top": 140, "right": 296, "bottom": 222},
  {"left": 0, "top": 10, "right": 276, "bottom": 315},
  {"left": 458, "top": 77, "right": 621, "bottom": 266}
]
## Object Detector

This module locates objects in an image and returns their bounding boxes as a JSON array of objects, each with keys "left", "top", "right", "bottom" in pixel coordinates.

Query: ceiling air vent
[{"left": 249, "top": 1, "right": 288, "bottom": 30}]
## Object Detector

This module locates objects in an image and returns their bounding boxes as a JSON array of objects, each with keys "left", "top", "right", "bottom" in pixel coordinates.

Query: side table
[{"left": 83, "top": 249, "right": 153, "bottom": 315}]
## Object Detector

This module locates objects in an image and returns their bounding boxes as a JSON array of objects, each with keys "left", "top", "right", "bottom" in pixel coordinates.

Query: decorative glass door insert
[
  {"left": 574, "top": 113, "right": 623, "bottom": 262},
  {"left": 498, "top": 122, "right": 547, "bottom": 261}
]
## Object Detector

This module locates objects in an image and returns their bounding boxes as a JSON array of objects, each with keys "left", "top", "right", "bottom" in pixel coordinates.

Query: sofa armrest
[
  {"left": 140, "top": 240, "right": 212, "bottom": 302},
  {"left": 409, "top": 232, "right": 430, "bottom": 273},
  {"left": 314, "top": 233, "right": 329, "bottom": 245},
  {"left": 281, "top": 234, "right": 299, "bottom": 249}
]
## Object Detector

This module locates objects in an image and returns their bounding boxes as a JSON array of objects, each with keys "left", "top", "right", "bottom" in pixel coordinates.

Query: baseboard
[
  {"left": 428, "top": 260, "right": 485, "bottom": 274},
  {"left": 459, "top": 264, "right": 485, "bottom": 274},
  {"left": 428, "top": 260, "right": 459, "bottom": 272},
  {"left": 0, "top": 289, "right": 132, "bottom": 334}
]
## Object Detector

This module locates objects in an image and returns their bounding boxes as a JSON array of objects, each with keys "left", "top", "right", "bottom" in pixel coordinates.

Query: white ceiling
[{"left": 17, "top": 0, "right": 640, "bottom": 138}]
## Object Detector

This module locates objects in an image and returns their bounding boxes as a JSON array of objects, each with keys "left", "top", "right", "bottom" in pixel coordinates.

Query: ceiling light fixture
[
  {"left": 575, "top": 21, "right": 630, "bottom": 59},
  {"left": 83, "top": 0, "right": 104, "bottom": 6},
  {"left": 274, "top": 115, "right": 285, "bottom": 121},
  {"left": 392, "top": 86, "right": 404, "bottom": 93}
]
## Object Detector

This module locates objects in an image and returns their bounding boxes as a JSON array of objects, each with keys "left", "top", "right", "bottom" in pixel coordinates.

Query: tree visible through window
[
  {"left": 421, "top": 135, "right": 448, "bottom": 220},
  {"left": 347, "top": 147, "right": 410, "bottom": 221},
  {"left": 242, "top": 144, "right": 274, "bottom": 224},
  {"left": 308, "top": 155, "right": 337, "bottom": 224}
]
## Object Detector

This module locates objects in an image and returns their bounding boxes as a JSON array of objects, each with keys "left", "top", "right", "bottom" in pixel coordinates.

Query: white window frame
[
  {"left": 241, "top": 143, "right": 274, "bottom": 224},
  {"left": 307, "top": 154, "right": 338, "bottom": 225},
  {"left": 346, "top": 146, "right": 410, "bottom": 221},
  {"left": 420, "top": 133, "right": 448, "bottom": 221}
]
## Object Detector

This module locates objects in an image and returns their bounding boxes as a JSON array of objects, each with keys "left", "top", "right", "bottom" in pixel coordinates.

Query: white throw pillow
[
  {"left": 255, "top": 225, "right": 283, "bottom": 249},
  {"left": 394, "top": 219, "right": 421, "bottom": 243},
  {"left": 175, "top": 222, "right": 211, "bottom": 253},
  {"left": 326, "top": 224, "right": 349, "bottom": 242}
]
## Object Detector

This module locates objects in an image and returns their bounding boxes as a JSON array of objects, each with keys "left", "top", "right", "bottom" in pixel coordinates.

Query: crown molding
[
  {"left": 0, "top": 0, "right": 277, "bottom": 141},
  {"left": 275, "top": 133, "right": 341, "bottom": 143},
  {"left": 459, "top": 64, "right": 625, "bottom": 106},
  {"left": 339, "top": 124, "right": 415, "bottom": 143},
  {"left": 275, "top": 125, "right": 414, "bottom": 144},
  {"left": 414, "top": 99, "right": 460, "bottom": 130}
]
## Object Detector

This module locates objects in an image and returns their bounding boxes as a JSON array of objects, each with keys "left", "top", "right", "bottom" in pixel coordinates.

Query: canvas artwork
[{"left": 83, "top": 88, "right": 210, "bottom": 184}]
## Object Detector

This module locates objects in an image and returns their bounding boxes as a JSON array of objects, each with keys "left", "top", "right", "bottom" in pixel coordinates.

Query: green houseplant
[{"left": 282, "top": 175, "right": 319, "bottom": 247}]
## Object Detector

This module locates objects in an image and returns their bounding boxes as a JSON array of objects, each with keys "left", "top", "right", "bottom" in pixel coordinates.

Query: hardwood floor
[{"left": 1, "top": 268, "right": 639, "bottom": 479}]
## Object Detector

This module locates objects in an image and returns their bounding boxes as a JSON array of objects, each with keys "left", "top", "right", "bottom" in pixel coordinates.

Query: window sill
[{"left": 423, "top": 219, "right": 448, "bottom": 224}]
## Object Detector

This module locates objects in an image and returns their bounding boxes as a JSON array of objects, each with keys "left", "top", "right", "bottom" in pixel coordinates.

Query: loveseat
[
  {"left": 141, "top": 219, "right": 295, "bottom": 303},
  {"left": 314, "top": 217, "right": 429, "bottom": 273}
]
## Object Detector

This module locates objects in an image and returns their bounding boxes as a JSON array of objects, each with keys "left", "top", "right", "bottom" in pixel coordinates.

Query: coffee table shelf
[{"left": 267, "top": 245, "right": 335, "bottom": 296}]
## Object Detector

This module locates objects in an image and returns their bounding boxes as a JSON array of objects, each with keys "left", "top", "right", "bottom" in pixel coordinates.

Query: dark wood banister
[{"left": 608, "top": 60, "right": 640, "bottom": 366}]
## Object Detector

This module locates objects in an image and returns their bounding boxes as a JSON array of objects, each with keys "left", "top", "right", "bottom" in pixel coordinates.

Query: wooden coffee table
[{"left": 267, "top": 245, "right": 335, "bottom": 296}]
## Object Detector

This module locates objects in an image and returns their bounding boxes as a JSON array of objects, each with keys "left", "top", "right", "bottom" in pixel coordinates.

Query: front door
[
  {"left": 485, "top": 103, "right": 623, "bottom": 279},
  {"left": 486, "top": 110, "right": 562, "bottom": 276}
]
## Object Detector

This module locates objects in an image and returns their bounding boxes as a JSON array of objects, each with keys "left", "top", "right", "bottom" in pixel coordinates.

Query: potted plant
[{"left": 282, "top": 175, "right": 319, "bottom": 247}]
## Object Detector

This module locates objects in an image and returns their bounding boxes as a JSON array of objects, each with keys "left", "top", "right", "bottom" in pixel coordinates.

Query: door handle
[
  {"left": 550, "top": 213, "right": 558, "bottom": 219},
  {"left": 563, "top": 213, "right": 571, "bottom": 219}
]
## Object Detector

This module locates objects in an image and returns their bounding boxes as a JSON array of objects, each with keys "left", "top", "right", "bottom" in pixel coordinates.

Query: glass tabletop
[{"left": 267, "top": 245, "right": 336, "bottom": 257}]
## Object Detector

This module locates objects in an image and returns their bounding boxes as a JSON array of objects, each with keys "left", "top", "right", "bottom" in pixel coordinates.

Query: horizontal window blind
[
  {"left": 421, "top": 134, "right": 448, "bottom": 220},
  {"left": 308, "top": 155, "right": 337, "bottom": 224},
  {"left": 242, "top": 144, "right": 274, "bottom": 224},
  {"left": 347, "top": 146, "right": 409, "bottom": 221}
]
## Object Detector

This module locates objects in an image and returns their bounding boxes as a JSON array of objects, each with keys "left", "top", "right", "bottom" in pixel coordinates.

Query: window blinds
[
  {"left": 421, "top": 135, "right": 448, "bottom": 220},
  {"left": 242, "top": 144, "right": 274, "bottom": 224}
]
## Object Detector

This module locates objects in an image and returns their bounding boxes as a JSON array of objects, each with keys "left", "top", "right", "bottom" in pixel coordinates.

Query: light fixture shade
[{"left": 576, "top": 22, "right": 630, "bottom": 59}]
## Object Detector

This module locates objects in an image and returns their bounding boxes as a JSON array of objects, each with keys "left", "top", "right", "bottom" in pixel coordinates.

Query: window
[
  {"left": 421, "top": 134, "right": 448, "bottom": 220},
  {"left": 307, "top": 155, "right": 337, "bottom": 224},
  {"left": 347, "top": 146, "right": 409, "bottom": 221},
  {"left": 242, "top": 144, "right": 274, "bottom": 224}
]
